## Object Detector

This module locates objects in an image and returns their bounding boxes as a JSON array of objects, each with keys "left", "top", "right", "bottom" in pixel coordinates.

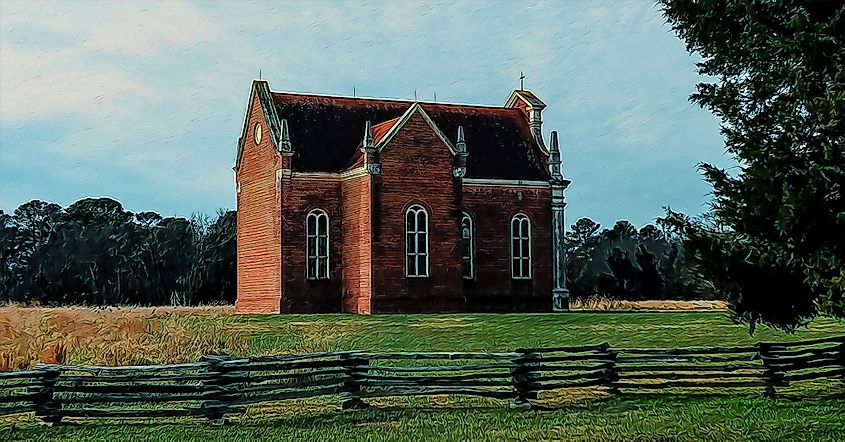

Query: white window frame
[
  {"left": 306, "top": 209, "right": 330, "bottom": 280},
  {"left": 511, "top": 213, "right": 532, "bottom": 279},
  {"left": 461, "top": 212, "right": 474, "bottom": 280},
  {"left": 405, "top": 204, "right": 429, "bottom": 277}
]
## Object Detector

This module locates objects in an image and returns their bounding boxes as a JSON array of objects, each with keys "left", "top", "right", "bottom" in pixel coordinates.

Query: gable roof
[
  {"left": 505, "top": 89, "right": 547, "bottom": 109},
  {"left": 373, "top": 103, "right": 457, "bottom": 154},
  {"left": 270, "top": 89, "right": 550, "bottom": 180}
]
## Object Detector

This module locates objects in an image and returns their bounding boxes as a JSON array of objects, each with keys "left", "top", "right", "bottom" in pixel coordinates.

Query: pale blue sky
[{"left": 0, "top": 0, "right": 730, "bottom": 229}]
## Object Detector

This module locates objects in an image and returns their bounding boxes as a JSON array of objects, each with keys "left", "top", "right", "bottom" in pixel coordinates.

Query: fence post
[
  {"left": 604, "top": 343, "right": 620, "bottom": 395},
  {"left": 341, "top": 353, "right": 369, "bottom": 410},
  {"left": 30, "top": 364, "right": 61, "bottom": 426},
  {"left": 201, "top": 356, "right": 245, "bottom": 425},
  {"left": 757, "top": 343, "right": 784, "bottom": 398},
  {"left": 511, "top": 349, "right": 539, "bottom": 410},
  {"left": 839, "top": 336, "right": 845, "bottom": 385}
]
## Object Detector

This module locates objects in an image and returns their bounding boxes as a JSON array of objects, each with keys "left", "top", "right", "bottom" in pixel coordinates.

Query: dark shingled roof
[{"left": 271, "top": 92, "right": 549, "bottom": 180}]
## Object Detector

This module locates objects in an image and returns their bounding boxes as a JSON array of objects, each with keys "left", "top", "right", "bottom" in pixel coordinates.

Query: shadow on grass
[{"left": 3, "top": 386, "right": 844, "bottom": 437}]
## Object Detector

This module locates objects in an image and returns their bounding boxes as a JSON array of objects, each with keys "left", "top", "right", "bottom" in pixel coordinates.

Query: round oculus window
[{"left": 254, "top": 123, "right": 262, "bottom": 144}]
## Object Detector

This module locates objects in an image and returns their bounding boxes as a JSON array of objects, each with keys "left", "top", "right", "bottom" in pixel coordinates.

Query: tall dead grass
[
  {"left": 570, "top": 296, "right": 727, "bottom": 311},
  {"left": 0, "top": 305, "right": 247, "bottom": 371}
]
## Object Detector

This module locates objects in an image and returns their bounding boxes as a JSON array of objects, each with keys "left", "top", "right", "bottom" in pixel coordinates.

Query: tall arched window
[
  {"left": 461, "top": 212, "right": 474, "bottom": 279},
  {"left": 306, "top": 209, "right": 329, "bottom": 280},
  {"left": 405, "top": 204, "right": 429, "bottom": 277},
  {"left": 511, "top": 214, "right": 532, "bottom": 279}
]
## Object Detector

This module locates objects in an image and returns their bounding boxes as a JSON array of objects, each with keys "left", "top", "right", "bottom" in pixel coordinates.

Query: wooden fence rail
[{"left": 0, "top": 335, "right": 841, "bottom": 424}]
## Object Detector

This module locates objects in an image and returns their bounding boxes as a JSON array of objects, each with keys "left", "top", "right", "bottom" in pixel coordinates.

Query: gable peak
[{"left": 505, "top": 89, "right": 546, "bottom": 109}]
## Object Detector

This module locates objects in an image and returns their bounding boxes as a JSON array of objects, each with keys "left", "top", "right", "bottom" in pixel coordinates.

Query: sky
[{"left": 0, "top": 0, "right": 732, "bottom": 229}]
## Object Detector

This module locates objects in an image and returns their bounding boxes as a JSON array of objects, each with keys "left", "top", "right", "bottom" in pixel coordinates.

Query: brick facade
[
  {"left": 371, "top": 113, "right": 465, "bottom": 313},
  {"left": 234, "top": 93, "right": 283, "bottom": 314},
  {"left": 462, "top": 185, "right": 552, "bottom": 311},
  {"left": 340, "top": 173, "right": 372, "bottom": 314},
  {"left": 280, "top": 176, "right": 343, "bottom": 313},
  {"left": 234, "top": 82, "right": 566, "bottom": 314}
]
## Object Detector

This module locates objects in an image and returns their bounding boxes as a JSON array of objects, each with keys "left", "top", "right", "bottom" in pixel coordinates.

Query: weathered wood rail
[{"left": 0, "top": 335, "right": 841, "bottom": 424}]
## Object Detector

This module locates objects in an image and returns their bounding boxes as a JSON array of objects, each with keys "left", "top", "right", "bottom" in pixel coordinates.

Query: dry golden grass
[
  {"left": 0, "top": 299, "right": 730, "bottom": 371},
  {"left": 0, "top": 305, "right": 247, "bottom": 371},
  {"left": 570, "top": 296, "right": 727, "bottom": 311}
]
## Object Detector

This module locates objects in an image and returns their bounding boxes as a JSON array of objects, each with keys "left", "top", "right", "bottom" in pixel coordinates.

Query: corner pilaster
[{"left": 549, "top": 131, "right": 571, "bottom": 312}]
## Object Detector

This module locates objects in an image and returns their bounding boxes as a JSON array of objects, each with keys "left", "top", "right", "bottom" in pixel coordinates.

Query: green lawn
[{"left": 3, "top": 312, "right": 844, "bottom": 441}]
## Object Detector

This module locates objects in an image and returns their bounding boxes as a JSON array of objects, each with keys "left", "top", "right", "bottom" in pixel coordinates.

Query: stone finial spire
[
  {"left": 456, "top": 126, "right": 466, "bottom": 154},
  {"left": 363, "top": 120, "right": 374, "bottom": 150},
  {"left": 453, "top": 126, "right": 468, "bottom": 178},
  {"left": 549, "top": 130, "right": 562, "bottom": 180},
  {"left": 279, "top": 119, "right": 292, "bottom": 153},
  {"left": 363, "top": 120, "right": 380, "bottom": 175}
]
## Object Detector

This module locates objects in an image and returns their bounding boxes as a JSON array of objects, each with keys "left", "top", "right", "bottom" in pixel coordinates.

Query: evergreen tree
[{"left": 660, "top": 0, "right": 845, "bottom": 330}]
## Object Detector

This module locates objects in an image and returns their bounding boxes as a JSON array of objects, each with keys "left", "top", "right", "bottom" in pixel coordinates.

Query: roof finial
[
  {"left": 549, "top": 130, "right": 562, "bottom": 179},
  {"left": 279, "top": 119, "right": 292, "bottom": 153},
  {"left": 433, "top": 91, "right": 437, "bottom": 102},
  {"left": 353, "top": 86, "right": 356, "bottom": 97},
  {"left": 363, "top": 120, "right": 374, "bottom": 149},
  {"left": 519, "top": 71, "right": 525, "bottom": 91},
  {"left": 259, "top": 68, "right": 262, "bottom": 80},
  {"left": 414, "top": 90, "right": 417, "bottom": 101},
  {"left": 456, "top": 126, "right": 466, "bottom": 154}
]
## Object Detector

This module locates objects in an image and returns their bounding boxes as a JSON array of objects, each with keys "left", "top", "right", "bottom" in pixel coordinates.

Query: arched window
[
  {"left": 306, "top": 209, "right": 329, "bottom": 280},
  {"left": 461, "top": 212, "right": 474, "bottom": 279},
  {"left": 405, "top": 204, "right": 429, "bottom": 277},
  {"left": 511, "top": 214, "right": 532, "bottom": 279}
]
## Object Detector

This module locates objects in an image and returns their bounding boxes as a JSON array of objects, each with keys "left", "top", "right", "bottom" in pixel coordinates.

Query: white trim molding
[
  {"left": 290, "top": 167, "right": 368, "bottom": 181},
  {"left": 462, "top": 178, "right": 550, "bottom": 189}
]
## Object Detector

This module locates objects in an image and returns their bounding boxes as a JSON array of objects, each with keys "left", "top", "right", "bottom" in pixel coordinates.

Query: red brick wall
[
  {"left": 280, "top": 176, "right": 343, "bottom": 312},
  {"left": 235, "top": 93, "right": 282, "bottom": 314},
  {"left": 462, "top": 185, "right": 552, "bottom": 312},
  {"left": 341, "top": 172, "right": 372, "bottom": 314},
  {"left": 371, "top": 112, "right": 464, "bottom": 313}
]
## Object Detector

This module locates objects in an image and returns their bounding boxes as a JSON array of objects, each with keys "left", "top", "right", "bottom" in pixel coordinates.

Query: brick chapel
[{"left": 234, "top": 80, "right": 571, "bottom": 314}]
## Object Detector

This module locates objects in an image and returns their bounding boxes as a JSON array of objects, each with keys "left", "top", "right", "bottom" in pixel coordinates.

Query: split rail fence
[{"left": 0, "top": 335, "right": 842, "bottom": 424}]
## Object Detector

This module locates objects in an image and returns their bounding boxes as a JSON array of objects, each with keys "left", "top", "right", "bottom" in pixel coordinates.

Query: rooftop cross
[{"left": 519, "top": 71, "right": 525, "bottom": 90}]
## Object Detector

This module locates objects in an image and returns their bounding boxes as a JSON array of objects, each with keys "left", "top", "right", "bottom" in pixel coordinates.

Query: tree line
[
  {"left": 0, "top": 197, "right": 713, "bottom": 306},
  {"left": 0, "top": 198, "right": 235, "bottom": 306},
  {"left": 565, "top": 217, "right": 713, "bottom": 301}
]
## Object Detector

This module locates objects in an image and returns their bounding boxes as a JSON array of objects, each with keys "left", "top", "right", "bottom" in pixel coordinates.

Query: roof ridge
[{"left": 271, "top": 90, "right": 513, "bottom": 111}]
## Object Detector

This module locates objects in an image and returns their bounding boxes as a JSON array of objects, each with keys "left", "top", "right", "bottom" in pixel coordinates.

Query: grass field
[{"left": 1, "top": 308, "right": 844, "bottom": 441}]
